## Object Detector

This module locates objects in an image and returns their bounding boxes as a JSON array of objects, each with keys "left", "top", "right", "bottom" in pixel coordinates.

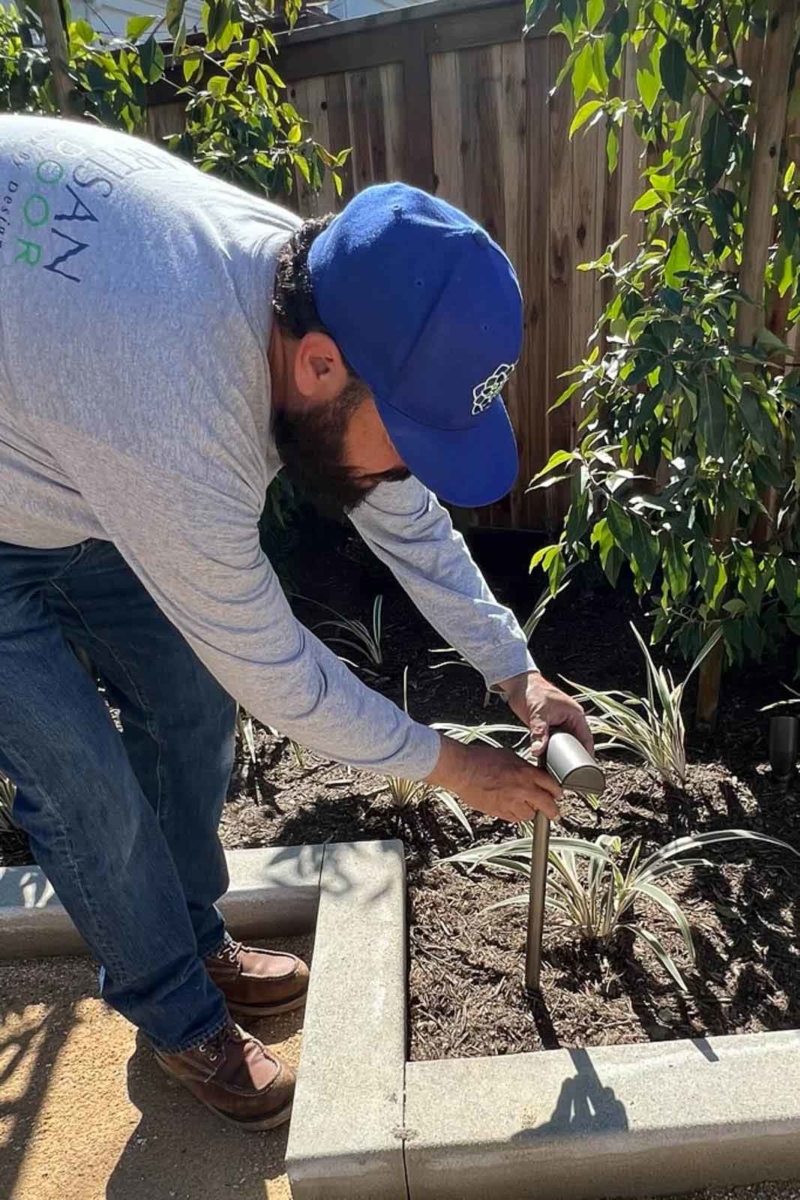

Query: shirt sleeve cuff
[
  {"left": 483, "top": 645, "right": 538, "bottom": 694},
  {"left": 400, "top": 721, "right": 443, "bottom": 781}
]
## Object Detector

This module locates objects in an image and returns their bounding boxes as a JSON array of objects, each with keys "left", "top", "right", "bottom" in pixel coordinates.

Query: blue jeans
[{"left": 0, "top": 539, "right": 235, "bottom": 1051}]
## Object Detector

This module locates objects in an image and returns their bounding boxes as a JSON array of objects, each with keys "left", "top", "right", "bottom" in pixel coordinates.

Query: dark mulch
[{"left": 2, "top": 512, "right": 799, "bottom": 1061}]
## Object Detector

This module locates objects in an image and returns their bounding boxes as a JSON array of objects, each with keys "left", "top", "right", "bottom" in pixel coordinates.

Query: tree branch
[
  {"left": 649, "top": 11, "right": 738, "bottom": 125},
  {"left": 720, "top": 1, "right": 739, "bottom": 70}
]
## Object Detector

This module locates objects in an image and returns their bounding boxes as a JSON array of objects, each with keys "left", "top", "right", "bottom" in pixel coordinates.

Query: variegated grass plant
[
  {"left": 383, "top": 677, "right": 530, "bottom": 836},
  {"left": 446, "top": 826, "right": 798, "bottom": 992},
  {"left": 299, "top": 594, "right": 384, "bottom": 669},
  {"left": 566, "top": 624, "right": 723, "bottom": 787},
  {"left": 762, "top": 685, "right": 800, "bottom": 712}
]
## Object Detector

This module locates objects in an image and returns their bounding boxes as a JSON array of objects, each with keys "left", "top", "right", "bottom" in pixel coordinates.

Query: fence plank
[
  {"left": 345, "top": 70, "right": 374, "bottom": 190},
  {"left": 293, "top": 76, "right": 337, "bottom": 217},
  {"left": 498, "top": 41, "right": 527, "bottom": 528},
  {"left": 430, "top": 51, "right": 465, "bottom": 204},
  {"left": 401, "top": 23, "right": 435, "bottom": 190},
  {"left": 381, "top": 64, "right": 406, "bottom": 181},
  {"left": 523, "top": 35, "right": 551, "bottom": 529},
  {"left": 546, "top": 36, "right": 575, "bottom": 528},
  {"left": 146, "top": 101, "right": 184, "bottom": 143},
  {"left": 570, "top": 113, "right": 604, "bottom": 377},
  {"left": 324, "top": 72, "right": 356, "bottom": 206}
]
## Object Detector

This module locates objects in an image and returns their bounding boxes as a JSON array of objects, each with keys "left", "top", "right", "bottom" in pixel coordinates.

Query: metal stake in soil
[
  {"left": 524, "top": 731, "right": 606, "bottom": 997},
  {"left": 524, "top": 808, "right": 551, "bottom": 995},
  {"left": 769, "top": 715, "right": 799, "bottom": 783}
]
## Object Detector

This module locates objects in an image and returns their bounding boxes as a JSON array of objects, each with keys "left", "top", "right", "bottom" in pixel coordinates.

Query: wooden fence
[{"left": 147, "top": 0, "right": 642, "bottom": 529}]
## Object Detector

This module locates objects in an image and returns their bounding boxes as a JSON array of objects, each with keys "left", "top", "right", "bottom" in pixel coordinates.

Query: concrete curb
[
  {"left": 285, "top": 839, "right": 407, "bottom": 1200},
  {"left": 404, "top": 1031, "right": 800, "bottom": 1199},
  {"left": 0, "top": 844, "right": 323, "bottom": 959},
  {"left": 5, "top": 840, "right": 798, "bottom": 1199}
]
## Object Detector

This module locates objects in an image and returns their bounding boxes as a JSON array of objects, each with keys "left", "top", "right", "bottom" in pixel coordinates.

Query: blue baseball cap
[{"left": 307, "top": 183, "right": 523, "bottom": 507}]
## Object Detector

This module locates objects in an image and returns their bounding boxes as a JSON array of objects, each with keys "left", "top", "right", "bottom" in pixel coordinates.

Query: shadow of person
[
  {"left": 511, "top": 1047, "right": 628, "bottom": 1143},
  {"left": 107, "top": 1013, "right": 303, "bottom": 1200}
]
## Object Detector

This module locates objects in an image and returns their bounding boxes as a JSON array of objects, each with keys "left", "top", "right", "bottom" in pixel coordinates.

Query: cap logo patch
[{"left": 472, "top": 362, "right": 516, "bottom": 416}]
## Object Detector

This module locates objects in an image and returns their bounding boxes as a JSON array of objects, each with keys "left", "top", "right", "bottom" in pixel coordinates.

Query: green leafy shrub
[{"left": 527, "top": 0, "right": 800, "bottom": 691}]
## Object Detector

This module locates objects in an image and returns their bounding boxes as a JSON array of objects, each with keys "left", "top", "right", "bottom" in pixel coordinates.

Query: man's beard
[{"left": 272, "top": 381, "right": 391, "bottom": 518}]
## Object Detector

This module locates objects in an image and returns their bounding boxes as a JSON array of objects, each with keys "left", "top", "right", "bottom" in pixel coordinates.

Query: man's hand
[
  {"left": 499, "top": 670, "right": 593, "bottom": 758},
  {"left": 426, "top": 734, "right": 561, "bottom": 823}
]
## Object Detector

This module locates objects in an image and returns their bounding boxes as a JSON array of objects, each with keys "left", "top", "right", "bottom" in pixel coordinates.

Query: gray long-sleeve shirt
[{"left": 0, "top": 115, "right": 534, "bottom": 778}]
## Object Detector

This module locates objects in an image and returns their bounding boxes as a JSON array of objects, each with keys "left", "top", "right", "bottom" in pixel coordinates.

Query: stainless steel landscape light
[
  {"left": 769, "top": 715, "right": 799, "bottom": 784},
  {"left": 524, "top": 731, "right": 606, "bottom": 996}
]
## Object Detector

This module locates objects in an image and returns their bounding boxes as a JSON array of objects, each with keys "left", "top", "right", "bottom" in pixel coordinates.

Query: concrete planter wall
[{"left": 3, "top": 841, "right": 799, "bottom": 1200}]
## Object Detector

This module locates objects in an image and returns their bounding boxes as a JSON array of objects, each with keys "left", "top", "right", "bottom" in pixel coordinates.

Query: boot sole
[
  {"left": 225, "top": 990, "right": 308, "bottom": 1018},
  {"left": 154, "top": 1054, "right": 294, "bottom": 1131}
]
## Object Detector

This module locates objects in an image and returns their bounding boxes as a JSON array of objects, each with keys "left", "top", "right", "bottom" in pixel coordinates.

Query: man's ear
[{"left": 293, "top": 331, "right": 349, "bottom": 403}]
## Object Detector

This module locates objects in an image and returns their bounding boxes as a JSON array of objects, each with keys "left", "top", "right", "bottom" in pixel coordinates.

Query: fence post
[
  {"left": 32, "top": 0, "right": 78, "bottom": 116},
  {"left": 401, "top": 23, "right": 435, "bottom": 191}
]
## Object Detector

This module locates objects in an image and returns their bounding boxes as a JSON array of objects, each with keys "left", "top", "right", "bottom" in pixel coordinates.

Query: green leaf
[
  {"left": 205, "top": 0, "right": 229, "bottom": 44},
  {"left": 255, "top": 68, "right": 270, "bottom": 104},
  {"left": 166, "top": 0, "right": 186, "bottom": 37},
  {"left": 138, "top": 36, "right": 165, "bottom": 84},
  {"left": 660, "top": 38, "right": 687, "bottom": 102},
  {"left": 570, "top": 99, "right": 604, "bottom": 137},
  {"left": 699, "top": 376, "right": 728, "bottom": 458},
  {"left": 659, "top": 286, "right": 684, "bottom": 314},
  {"left": 775, "top": 558, "right": 798, "bottom": 610},
  {"left": 739, "top": 386, "right": 769, "bottom": 445},
  {"left": 606, "top": 125, "right": 619, "bottom": 174},
  {"left": 636, "top": 67, "right": 661, "bottom": 114},
  {"left": 632, "top": 189, "right": 663, "bottom": 213},
  {"left": 592, "top": 517, "right": 623, "bottom": 584},
  {"left": 607, "top": 500, "right": 633, "bottom": 549},
  {"left": 586, "top": 0, "right": 603, "bottom": 30},
  {"left": 701, "top": 109, "right": 734, "bottom": 190},
  {"left": 183, "top": 54, "right": 202, "bottom": 82},
  {"left": 126, "top": 14, "right": 154, "bottom": 39},
  {"left": 573, "top": 42, "right": 597, "bottom": 103},
  {"left": 755, "top": 326, "right": 792, "bottom": 357},
  {"left": 261, "top": 62, "right": 285, "bottom": 88},
  {"left": 631, "top": 516, "right": 660, "bottom": 587},
  {"left": 70, "top": 18, "right": 95, "bottom": 45},
  {"left": 664, "top": 538, "right": 691, "bottom": 600},
  {"left": 664, "top": 228, "right": 690, "bottom": 288},
  {"left": 207, "top": 74, "right": 228, "bottom": 98}
]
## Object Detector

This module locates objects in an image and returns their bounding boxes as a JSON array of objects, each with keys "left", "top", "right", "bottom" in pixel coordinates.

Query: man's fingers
[
  {"left": 528, "top": 713, "right": 549, "bottom": 757},
  {"left": 565, "top": 707, "right": 595, "bottom": 756},
  {"left": 531, "top": 766, "right": 562, "bottom": 800},
  {"left": 517, "top": 770, "right": 561, "bottom": 820}
]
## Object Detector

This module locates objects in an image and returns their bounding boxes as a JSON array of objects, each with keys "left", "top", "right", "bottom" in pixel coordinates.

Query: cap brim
[{"left": 376, "top": 397, "right": 519, "bottom": 507}]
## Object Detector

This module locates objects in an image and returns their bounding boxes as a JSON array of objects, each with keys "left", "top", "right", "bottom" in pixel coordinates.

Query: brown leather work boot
[
  {"left": 155, "top": 1022, "right": 295, "bottom": 1130},
  {"left": 205, "top": 938, "right": 310, "bottom": 1018}
]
